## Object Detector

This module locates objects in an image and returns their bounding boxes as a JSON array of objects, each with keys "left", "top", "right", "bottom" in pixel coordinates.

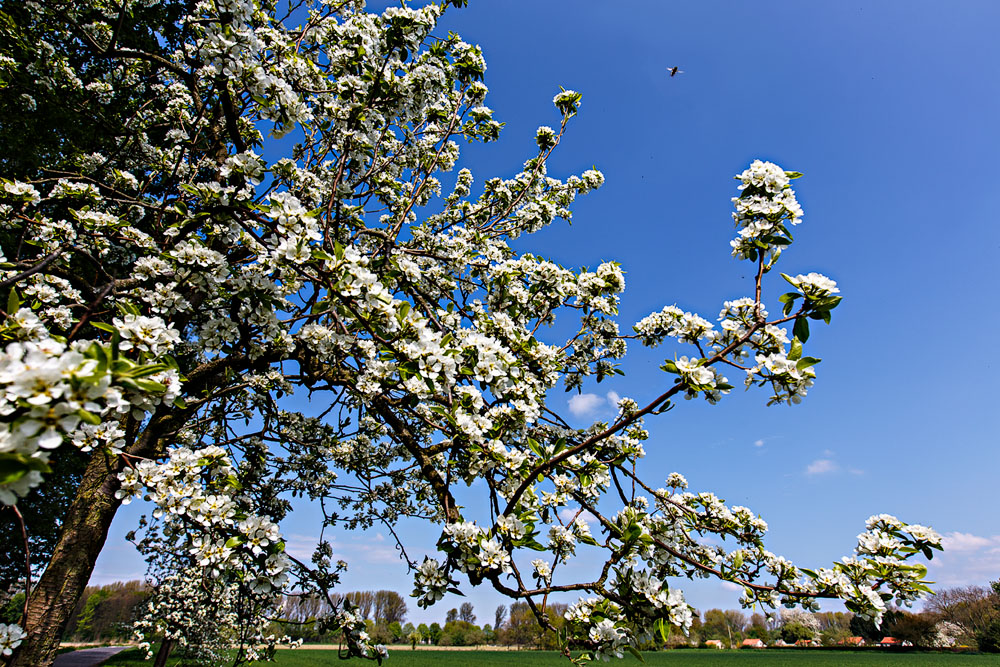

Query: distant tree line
[
  {"left": 3, "top": 577, "right": 996, "bottom": 653},
  {"left": 0, "top": 581, "right": 148, "bottom": 643},
  {"left": 267, "top": 579, "right": 1000, "bottom": 652}
]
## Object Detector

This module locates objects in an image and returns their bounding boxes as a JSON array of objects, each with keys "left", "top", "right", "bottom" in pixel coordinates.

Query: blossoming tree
[{"left": 0, "top": 0, "right": 941, "bottom": 664}]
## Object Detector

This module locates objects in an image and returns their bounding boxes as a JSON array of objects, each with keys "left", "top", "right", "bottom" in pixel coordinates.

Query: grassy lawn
[{"left": 101, "top": 647, "right": 994, "bottom": 666}]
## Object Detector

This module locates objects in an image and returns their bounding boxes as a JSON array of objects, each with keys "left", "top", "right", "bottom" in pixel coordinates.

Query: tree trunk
[
  {"left": 7, "top": 451, "right": 124, "bottom": 667},
  {"left": 153, "top": 638, "right": 175, "bottom": 667}
]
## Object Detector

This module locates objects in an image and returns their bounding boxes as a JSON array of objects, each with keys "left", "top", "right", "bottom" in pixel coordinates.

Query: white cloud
[
  {"left": 559, "top": 507, "right": 597, "bottom": 525},
  {"left": 753, "top": 439, "right": 764, "bottom": 448},
  {"left": 283, "top": 532, "right": 322, "bottom": 560},
  {"left": 925, "top": 533, "right": 1000, "bottom": 589},
  {"left": 721, "top": 581, "right": 742, "bottom": 591},
  {"left": 284, "top": 532, "right": 399, "bottom": 564},
  {"left": 805, "top": 458, "right": 839, "bottom": 476},
  {"left": 568, "top": 393, "right": 604, "bottom": 417},
  {"left": 941, "top": 531, "right": 997, "bottom": 552},
  {"left": 568, "top": 391, "right": 622, "bottom": 418}
]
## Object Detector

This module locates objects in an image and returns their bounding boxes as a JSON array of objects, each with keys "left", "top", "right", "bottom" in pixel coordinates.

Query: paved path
[{"left": 53, "top": 646, "right": 130, "bottom": 667}]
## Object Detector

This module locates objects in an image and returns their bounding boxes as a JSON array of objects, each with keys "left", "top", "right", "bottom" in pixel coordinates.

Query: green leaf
[
  {"left": 123, "top": 363, "right": 168, "bottom": 379},
  {"left": 225, "top": 536, "right": 243, "bottom": 549},
  {"left": 0, "top": 451, "right": 52, "bottom": 485},
  {"left": 77, "top": 409, "right": 102, "bottom": 425},
  {"left": 7, "top": 288, "right": 20, "bottom": 314},
  {"left": 793, "top": 317, "right": 810, "bottom": 343},
  {"left": 132, "top": 379, "right": 167, "bottom": 393},
  {"left": 777, "top": 292, "right": 799, "bottom": 304},
  {"left": 816, "top": 296, "right": 843, "bottom": 310},
  {"left": 657, "top": 619, "right": 669, "bottom": 644},
  {"left": 526, "top": 437, "right": 543, "bottom": 457},
  {"left": 785, "top": 171, "right": 804, "bottom": 179},
  {"left": 788, "top": 338, "right": 803, "bottom": 361},
  {"left": 796, "top": 356, "right": 821, "bottom": 370},
  {"left": 626, "top": 645, "right": 645, "bottom": 663},
  {"left": 110, "top": 329, "right": 121, "bottom": 360},
  {"left": 523, "top": 539, "right": 547, "bottom": 552},
  {"left": 116, "top": 301, "right": 140, "bottom": 317}
]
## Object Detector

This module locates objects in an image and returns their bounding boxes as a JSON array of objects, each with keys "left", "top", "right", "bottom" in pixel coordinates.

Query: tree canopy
[{"left": 0, "top": 0, "right": 943, "bottom": 664}]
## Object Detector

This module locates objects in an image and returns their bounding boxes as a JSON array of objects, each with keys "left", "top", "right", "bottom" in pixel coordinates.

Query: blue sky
[{"left": 93, "top": 0, "right": 1000, "bottom": 624}]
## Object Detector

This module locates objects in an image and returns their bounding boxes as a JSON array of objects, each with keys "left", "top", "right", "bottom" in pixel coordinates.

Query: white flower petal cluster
[
  {"left": 634, "top": 305, "right": 717, "bottom": 347},
  {"left": 730, "top": 159, "right": 803, "bottom": 262},
  {"left": 0, "top": 1, "right": 944, "bottom": 660},
  {"left": 0, "top": 335, "right": 175, "bottom": 503},
  {"left": 0, "top": 623, "right": 25, "bottom": 657},
  {"left": 412, "top": 557, "right": 449, "bottom": 607},
  {"left": 785, "top": 272, "right": 840, "bottom": 298},
  {"left": 113, "top": 314, "right": 181, "bottom": 357}
]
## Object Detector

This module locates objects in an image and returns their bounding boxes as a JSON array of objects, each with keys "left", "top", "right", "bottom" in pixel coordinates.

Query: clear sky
[{"left": 93, "top": 0, "right": 1000, "bottom": 625}]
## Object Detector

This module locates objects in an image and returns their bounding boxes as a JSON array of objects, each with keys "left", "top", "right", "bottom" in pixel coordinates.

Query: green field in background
[{"left": 101, "top": 647, "right": 997, "bottom": 667}]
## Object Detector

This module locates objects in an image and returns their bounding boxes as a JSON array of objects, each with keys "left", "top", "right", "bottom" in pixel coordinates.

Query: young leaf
[{"left": 793, "top": 317, "right": 810, "bottom": 342}]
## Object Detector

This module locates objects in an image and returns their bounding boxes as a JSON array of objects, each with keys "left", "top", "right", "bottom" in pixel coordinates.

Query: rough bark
[
  {"left": 7, "top": 451, "right": 124, "bottom": 667},
  {"left": 153, "top": 638, "right": 175, "bottom": 667}
]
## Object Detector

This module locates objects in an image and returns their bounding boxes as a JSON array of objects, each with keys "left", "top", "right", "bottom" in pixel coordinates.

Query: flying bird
[{"left": 667, "top": 66, "right": 683, "bottom": 77}]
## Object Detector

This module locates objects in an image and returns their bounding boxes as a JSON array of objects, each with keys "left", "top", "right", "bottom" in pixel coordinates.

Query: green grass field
[{"left": 101, "top": 647, "right": 997, "bottom": 667}]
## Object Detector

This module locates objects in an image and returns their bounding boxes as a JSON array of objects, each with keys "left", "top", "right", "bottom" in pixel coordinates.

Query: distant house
[
  {"left": 794, "top": 639, "right": 818, "bottom": 647},
  {"left": 704, "top": 639, "right": 724, "bottom": 649},
  {"left": 838, "top": 636, "right": 865, "bottom": 646},
  {"left": 741, "top": 638, "right": 766, "bottom": 648},
  {"left": 878, "top": 637, "right": 902, "bottom": 647}
]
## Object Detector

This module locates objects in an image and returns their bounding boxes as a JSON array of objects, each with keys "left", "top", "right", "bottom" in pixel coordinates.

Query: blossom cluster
[
  {"left": 117, "top": 445, "right": 291, "bottom": 593},
  {"left": 0, "top": 623, "right": 25, "bottom": 657},
  {"left": 0, "top": 335, "right": 178, "bottom": 504},
  {"left": 730, "top": 159, "right": 803, "bottom": 263},
  {"left": 0, "top": 1, "right": 944, "bottom": 663}
]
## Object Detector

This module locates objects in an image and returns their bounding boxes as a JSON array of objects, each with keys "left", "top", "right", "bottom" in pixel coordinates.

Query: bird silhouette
[{"left": 667, "top": 66, "right": 683, "bottom": 77}]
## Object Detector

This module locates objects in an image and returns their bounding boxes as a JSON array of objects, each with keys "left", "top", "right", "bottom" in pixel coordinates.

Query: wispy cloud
[
  {"left": 941, "top": 531, "right": 998, "bottom": 552},
  {"left": 753, "top": 439, "right": 765, "bottom": 448},
  {"left": 559, "top": 507, "right": 598, "bottom": 525},
  {"left": 925, "top": 531, "right": 1000, "bottom": 590},
  {"left": 568, "top": 393, "right": 604, "bottom": 417},
  {"left": 805, "top": 458, "right": 839, "bottom": 476},
  {"left": 568, "top": 391, "right": 620, "bottom": 418},
  {"left": 284, "top": 532, "right": 402, "bottom": 565}
]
